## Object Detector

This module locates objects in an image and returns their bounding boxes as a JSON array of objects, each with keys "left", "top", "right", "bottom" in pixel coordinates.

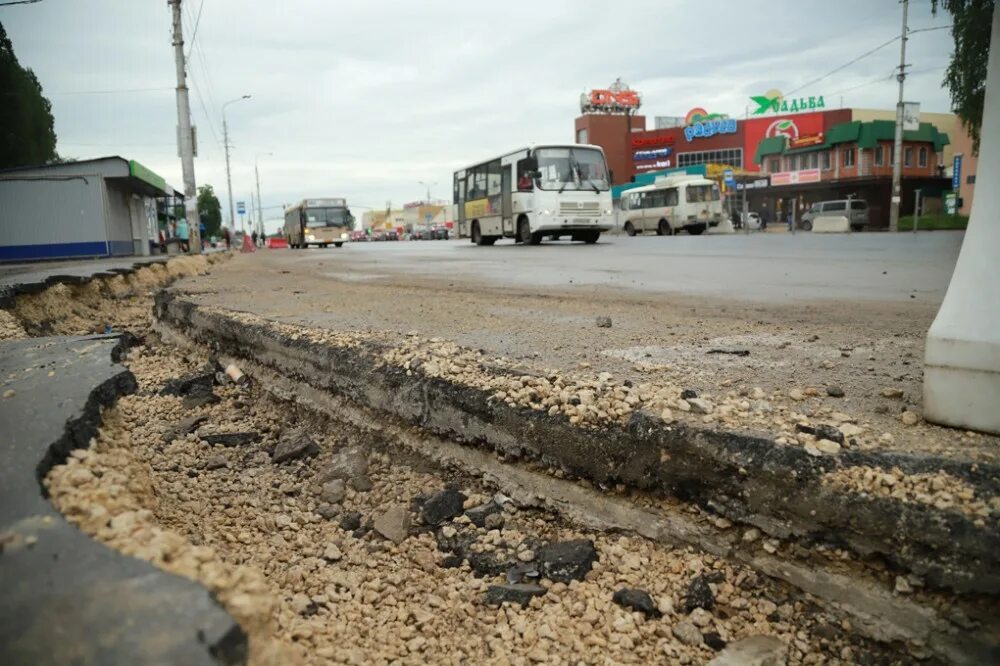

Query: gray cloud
[{"left": 4, "top": 0, "right": 955, "bottom": 231}]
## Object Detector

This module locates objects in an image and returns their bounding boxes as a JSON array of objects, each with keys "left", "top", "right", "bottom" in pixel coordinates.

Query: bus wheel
[
  {"left": 583, "top": 230, "right": 600, "bottom": 244},
  {"left": 320, "top": 243, "right": 328, "bottom": 248},
  {"left": 518, "top": 218, "right": 540, "bottom": 245},
  {"left": 334, "top": 242, "right": 344, "bottom": 248},
  {"left": 657, "top": 220, "right": 672, "bottom": 236},
  {"left": 688, "top": 226, "right": 705, "bottom": 236},
  {"left": 624, "top": 222, "right": 636, "bottom": 237},
  {"left": 472, "top": 221, "right": 488, "bottom": 246}
]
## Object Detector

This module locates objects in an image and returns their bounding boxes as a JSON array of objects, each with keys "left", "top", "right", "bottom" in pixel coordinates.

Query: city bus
[
  {"left": 453, "top": 144, "right": 614, "bottom": 246},
  {"left": 619, "top": 174, "right": 724, "bottom": 236},
  {"left": 284, "top": 198, "right": 354, "bottom": 248}
]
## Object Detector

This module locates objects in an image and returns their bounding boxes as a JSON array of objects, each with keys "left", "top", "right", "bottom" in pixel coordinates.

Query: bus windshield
[
  {"left": 535, "top": 147, "right": 609, "bottom": 191},
  {"left": 685, "top": 184, "right": 721, "bottom": 203},
  {"left": 305, "top": 207, "right": 350, "bottom": 228}
]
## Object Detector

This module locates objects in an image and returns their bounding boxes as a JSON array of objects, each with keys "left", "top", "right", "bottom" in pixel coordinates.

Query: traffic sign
[
  {"left": 237, "top": 201, "right": 246, "bottom": 215},
  {"left": 425, "top": 213, "right": 433, "bottom": 224},
  {"left": 723, "top": 169, "right": 735, "bottom": 185}
]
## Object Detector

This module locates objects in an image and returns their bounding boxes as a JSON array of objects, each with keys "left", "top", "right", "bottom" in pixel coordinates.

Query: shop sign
[
  {"left": 736, "top": 178, "right": 770, "bottom": 191},
  {"left": 631, "top": 134, "right": 674, "bottom": 149},
  {"left": 634, "top": 147, "right": 672, "bottom": 161},
  {"left": 770, "top": 168, "right": 821, "bottom": 186},
  {"left": 751, "top": 91, "right": 826, "bottom": 116},
  {"left": 684, "top": 118, "right": 737, "bottom": 142},
  {"left": 635, "top": 160, "right": 672, "bottom": 172},
  {"left": 580, "top": 87, "right": 641, "bottom": 114},
  {"left": 789, "top": 133, "right": 824, "bottom": 148},
  {"left": 952, "top": 155, "right": 962, "bottom": 190}
]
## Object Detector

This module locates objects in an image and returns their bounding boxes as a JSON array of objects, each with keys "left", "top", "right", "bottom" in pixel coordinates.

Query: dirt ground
[{"left": 173, "top": 252, "right": 998, "bottom": 464}]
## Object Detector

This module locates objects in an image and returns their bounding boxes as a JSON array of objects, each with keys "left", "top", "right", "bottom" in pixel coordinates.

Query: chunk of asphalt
[
  {"left": 465, "top": 501, "right": 502, "bottom": 528},
  {"left": 420, "top": 488, "right": 467, "bottom": 526},
  {"left": 684, "top": 574, "right": 716, "bottom": 613},
  {"left": 484, "top": 584, "right": 547, "bottom": 607},
  {"left": 272, "top": 429, "right": 320, "bottom": 463},
  {"left": 199, "top": 431, "right": 261, "bottom": 447},
  {"left": 162, "top": 415, "right": 208, "bottom": 444},
  {"left": 612, "top": 588, "right": 661, "bottom": 618},
  {"left": 536, "top": 539, "right": 598, "bottom": 583},
  {"left": 160, "top": 372, "right": 214, "bottom": 398}
]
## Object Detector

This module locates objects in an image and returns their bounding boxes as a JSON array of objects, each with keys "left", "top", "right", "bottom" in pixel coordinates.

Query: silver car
[{"left": 801, "top": 200, "right": 870, "bottom": 231}]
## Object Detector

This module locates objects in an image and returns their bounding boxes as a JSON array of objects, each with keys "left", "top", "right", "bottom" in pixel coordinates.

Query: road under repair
[{"left": 2, "top": 243, "right": 997, "bottom": 665}]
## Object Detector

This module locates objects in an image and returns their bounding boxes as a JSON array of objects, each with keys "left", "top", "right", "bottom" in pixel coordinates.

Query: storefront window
[
  {"left": 904, "top": 146, "right": 913, "bottom": 167},
  {"left": 875, "top": 146, "right": 884, "bottom": 166},
  {"left": 919, "top": 147, "right": 928, "bottom": 167},
  {"left": 821, "top": 151, "right": 831, "bottom": 170},
  {"left": 843, "top": 148, "right": 855, "bottom": 168}
]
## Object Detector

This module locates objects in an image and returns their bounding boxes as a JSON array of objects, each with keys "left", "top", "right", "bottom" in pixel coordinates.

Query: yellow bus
[{"left": 284, "top": 198, "right": 354, "bottom": 248}]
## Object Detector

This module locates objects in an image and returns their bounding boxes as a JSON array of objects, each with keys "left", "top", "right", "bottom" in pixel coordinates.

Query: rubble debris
[
  {"left": 320, "top": 479, "right": 347, "bottom": 504},
  {"left": 706, "top": 348, "right": 750, "bottom": 357},
  {"left": 595, "top": 316, "right": 612, "bottom": 328},
  {"left": 224, "top": 363, "right": 250, "bottom": 387},
  {"left": 708, "top": 635, "right": 788, "bottom": 666},
  {"left": 681, "top": 389, "right": 699, "bottom": 400},
  {"left": 349, "top": 475, "right": 373, "bottom": 492},
  {"left": 826, "top": 386, "right": 845, "bottom": 398},
  {"left": 465, "top": 501, "right": 503, "bottom": 528},
  {"left": 420, "top": 488, "right": 467, "bottom": 526},
  {"left": 205, "top": 455, "right": 227, "bottom": 470},
  {"left": 271, "top": 428, "right": 320, "bottom": 463},
  {"left": 506, "top": 562, "right": 540, "bottom": 585},
  {"left": 373, "top": 506, "right": 410, "bottom": 544},
  {"left": 161, "top": 415, "right": 208, "bottom": 443},
  {"left": 881, "top": 387, "right": 905, "bottom": 399},
  {"left": 198, "top": 431, "right": 261, "bottom": 447},
  {"left": 159, "top": 371, "right": 214, "bottom": 397},
  {"left": 536, "top": 539, "right": 597, "bottom": 582},
  {"left": 484, "top": 583, "right": 547, "bottom": 607},
  {"left": 467, "top": 551, "right": 511, "bottom": 579},
  {"left": 684, "top": 574, "right": 716, "bottom": 612},
  {"left": 337, "top": 511, "right": 362, "bottom": 531},
  {"left": 612, "top": 588, "right": 661, "bottom": 618},
  {"left": 672, "top": 620, "right": 703, "bottom": 646},
  {"left": 319, "top": 446, "right": 368, "bottom": 482}
]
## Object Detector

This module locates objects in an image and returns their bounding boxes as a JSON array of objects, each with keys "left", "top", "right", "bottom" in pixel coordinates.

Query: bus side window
[
  {"left": 665, "top": 188, "right": 679, "bottom": 206},
  {"left": 516, "top": 159, "right": 533, "bottom": 191},
  {"left": 487, "top": 160, "right": 501, "bottom": 197},
  {"left": 456, "top": 176, "right": 466, "bottom": 203}
]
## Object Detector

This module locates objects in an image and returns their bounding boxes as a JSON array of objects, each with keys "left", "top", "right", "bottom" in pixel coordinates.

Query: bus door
[{"left": 501, "top": 165, "right": 513, "bottom": 235}]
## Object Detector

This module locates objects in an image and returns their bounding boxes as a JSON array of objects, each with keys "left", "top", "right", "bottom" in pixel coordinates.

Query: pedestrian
[
  {"left": 199, "top": 220, "right": 207, "bottom": 249},
  {"left": 787, "top": 210, "right": 794, "bottom": 231},
  {"left": 251, "top": 230, "right": 258, "bottom": 247},
  {"left": 222, "top": 227, "right": 231, "bottom": 250},
  {"left": 176, "top": 217, "right": 190, "bottom": 252}
]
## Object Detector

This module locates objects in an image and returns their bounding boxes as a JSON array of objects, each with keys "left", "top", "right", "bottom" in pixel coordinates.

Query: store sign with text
[
  {"left": 684, "top": 118, "right": 737, "bottom": 142},
  {"left": 789, "top": 133, "right": 824, "bottom": 149},
  {"left": 631, "top": 134, "right": 675, "bottom": 149},
  {"left": 634, "top": 147, "right": 672, "bottom": 161},
  {"left": 580, "top": 88, "right": 641, "bottom": 114},
  {"left": 635, "top": 160, "right": 672, "bottom": 172},
  {"left": 770, "top": 168, "right": 821, "bottom": 186},
  {"left": 751, "top": 92, "right": 826, "bottom": 116}
]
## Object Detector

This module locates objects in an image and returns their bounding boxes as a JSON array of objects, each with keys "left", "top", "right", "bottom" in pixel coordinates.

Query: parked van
[
  {"left": 620, "top": 175, "right": 724, "bottom": 236},
  {"left": 801, "top": 200, "right": 870, "bottom": 231}
]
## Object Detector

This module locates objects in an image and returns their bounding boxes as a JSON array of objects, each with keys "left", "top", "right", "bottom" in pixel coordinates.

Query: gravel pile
[
  {"left": 44, "top": 338, "right": 897, "bottom": 665},
  {"left": 822, "top": 466, "right": 999, "bottom": 522}
]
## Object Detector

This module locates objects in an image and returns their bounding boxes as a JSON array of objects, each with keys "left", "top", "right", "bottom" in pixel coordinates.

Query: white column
[{"left": 923, "top": 7, "right": 1000, "bottom": 435}]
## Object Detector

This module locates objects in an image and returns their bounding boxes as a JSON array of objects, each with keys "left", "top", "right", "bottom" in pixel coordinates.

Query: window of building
[
  {"left": 768, "top": 158, "right": 780, "bottom": 173},
  {"left": 576, "top": 128, "right": 588, "bottom": 144},
  {"left": 809, "top": 153, "right": 819, "bottom": 169},
  {"left": 904, "top": 146, "right": 913, "bottom": 167},
  {"left": 677, "top": 148, "right": 743, "bottom": 169},
  {"left": 843, "top": 148, "right": 855, "bottom": 168},
  {"left": 821, "top": 151, "right": 831, "bottom": 171},
  {"left": 918, "top": 146, "right": 928, "bottom": 167},
  {"left": 967, "top": 174, "right": 976, "bottom": 185},
  {"left": 875, "top": 146, "right": 884, "bottom": 166}
]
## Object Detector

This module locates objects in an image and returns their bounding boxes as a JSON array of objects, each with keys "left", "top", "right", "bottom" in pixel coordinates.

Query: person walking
[
  {"left": 176, "top": 217, "right": 190, "bottom": 252},
  {"left": 251, "top": 230, "right": 258, "bottom": 247}
]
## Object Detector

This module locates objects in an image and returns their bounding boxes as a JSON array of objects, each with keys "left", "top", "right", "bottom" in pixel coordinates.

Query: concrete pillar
[{"left": 923, "top": 7, "right": 1000, "bottom": 435}]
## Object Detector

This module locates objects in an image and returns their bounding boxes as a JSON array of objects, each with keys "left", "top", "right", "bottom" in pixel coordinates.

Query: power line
[
  {"left": 186, "top": 0, "right": 206, "bottom": 59},
  {"left": 0, "top": 0, "right": 43, "bottom": 6},
  {"left": 785, "top": 24, "right": 953, "bottom": 97}
]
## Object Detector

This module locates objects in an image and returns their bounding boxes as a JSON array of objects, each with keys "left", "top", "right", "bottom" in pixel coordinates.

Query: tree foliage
[
  {"left": 197, "top": 184, "right": 223, "bottom": 238},
  {"left": 932, "top": 0, "right": 994, "bottom": 153},
  {"left": 0, "top": 21, "right": 57, "bottom": 168}
]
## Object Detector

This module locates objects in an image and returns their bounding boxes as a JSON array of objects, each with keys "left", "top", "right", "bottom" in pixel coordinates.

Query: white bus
[
  {"left": 284, "top": 198, "right": 354, "bottom": 248},
  {"left": 453, "top": 144, "right": 614, "bottom": 245},
  {"left": 619, "top": 175, "right": 724, "bottom": 236}
]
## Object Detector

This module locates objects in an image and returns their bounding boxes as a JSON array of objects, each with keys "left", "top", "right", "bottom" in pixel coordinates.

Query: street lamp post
[
  {"left": 222, "top": 95, "right": 251, "bottom": 233},
  {"left": 255, "top": 152, "right": 273, "bottom": 237}
]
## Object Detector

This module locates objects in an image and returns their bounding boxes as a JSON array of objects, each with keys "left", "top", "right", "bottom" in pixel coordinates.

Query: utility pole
[
  {"left": 889, "top": 0, "right": 909, "bottom": 232},
  {"left": 222, "top": 95, "right": 250, "bottom": 233},
  {"left": 168, "top": 0, "right": 201, "bottom": 254},
  {"left": 255, "top": 163, "right": 263, "bottom": 235}
]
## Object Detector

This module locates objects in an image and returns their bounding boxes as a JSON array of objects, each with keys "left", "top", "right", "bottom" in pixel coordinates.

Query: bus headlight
[
  {"left": 603, "top": 208, "right": 613, "bottom": 216},
  {"left": 306, "top": 234, "right": 315, "bottom": 241},
  {"left": 341, "top": 232, "right": 349, "bottom": 239},
  {"left": 541, "top": 209, "right": 552, "bottom": 216}
]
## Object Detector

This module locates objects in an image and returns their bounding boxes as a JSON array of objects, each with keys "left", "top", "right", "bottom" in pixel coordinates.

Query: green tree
[
  {"left": 197, "top": 184, "right": 223, "bottom": 238},
  {"left": 0, "top": 21, "right": 57, "bottom": 168},
  {"left": 932, "top": 0, "right": 995, "bottom": 153}
]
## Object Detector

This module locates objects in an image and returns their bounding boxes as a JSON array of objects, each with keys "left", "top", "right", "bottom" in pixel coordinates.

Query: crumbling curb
[
  {"left": 0, "top": 257, "right": 173, "bottom": 309},
  {"left": 156, "top": 290, "right": 1000, "bottom": 598},
  {"left": 0, "top": 334, "right": 247, "bottom": 665}
]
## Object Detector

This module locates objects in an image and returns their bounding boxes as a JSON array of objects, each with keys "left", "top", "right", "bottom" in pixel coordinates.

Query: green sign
[
  {"left": 751, "top": 94, "right": 826, "bottom": 116},
  {"left": 128, "top": 160, "right": 168, "bottom": 193}
]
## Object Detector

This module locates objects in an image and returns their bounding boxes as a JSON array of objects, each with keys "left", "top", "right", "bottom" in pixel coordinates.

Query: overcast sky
[{"left": 4, "top": 0, "right": 955, "bottom": 233}]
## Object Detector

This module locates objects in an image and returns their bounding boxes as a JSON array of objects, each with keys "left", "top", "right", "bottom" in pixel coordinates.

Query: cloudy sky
[{"left": 4, "top": 0, "right": 955, "bottom": 232}]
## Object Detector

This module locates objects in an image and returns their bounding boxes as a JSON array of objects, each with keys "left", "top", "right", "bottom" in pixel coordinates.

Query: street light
[
  {"left": 255, "top": 152, "right": 273, "bottom": 237},
  {"left": 418, "top": 180, "right": 438, "bottom": 203},
  {"left": 222, "top": 94, "right": 251, "bottom": 233}
]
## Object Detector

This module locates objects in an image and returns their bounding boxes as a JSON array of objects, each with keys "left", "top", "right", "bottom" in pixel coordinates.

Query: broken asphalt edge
[
  {"left": 0, "top": 333, "right": 248, "bottom": 666},
  {"left": 155, "top": 290, "right": 1000, "bottom": 596},
  {"left": 0, "top": 257, "right": 173, "bottom": 310}
]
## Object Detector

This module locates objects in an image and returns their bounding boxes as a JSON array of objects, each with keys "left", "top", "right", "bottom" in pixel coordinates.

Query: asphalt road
[{"left": 276, "top": 231, "right": 965, "bottom": 304}]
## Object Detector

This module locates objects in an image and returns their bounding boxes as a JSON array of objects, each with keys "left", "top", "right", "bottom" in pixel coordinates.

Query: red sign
[
  {"left": 771, "top": 168, "right": 821, "bottom": 186},
  {"left": 789, "top": 133, "right": 824, "bottom": 148},
  {"left": 743, "top": 109, "right": 849, "bottom": 173},
  {"left": 587, "top": 89, "right": 640, "bottom": 109},
  {"left": 631, "top": 134, "right": 675, "bottom": 149}
]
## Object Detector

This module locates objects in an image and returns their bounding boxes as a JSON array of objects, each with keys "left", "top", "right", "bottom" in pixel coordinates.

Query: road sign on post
[{"left": 237, "top": 201, "right": 246, "bottom": 215}]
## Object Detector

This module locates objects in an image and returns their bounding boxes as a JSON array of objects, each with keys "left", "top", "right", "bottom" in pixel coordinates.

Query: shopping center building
[{"left": 575, "top": 83, "right": 971, "bottom": 228}]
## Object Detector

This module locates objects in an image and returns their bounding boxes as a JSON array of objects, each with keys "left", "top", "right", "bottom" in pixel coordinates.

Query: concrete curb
[
  {"left": 155, "top": 290, "right": 1000, "bottom": 597},
  {"left": 0, "top": 334, "right": 247, "bottom": 665}
]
